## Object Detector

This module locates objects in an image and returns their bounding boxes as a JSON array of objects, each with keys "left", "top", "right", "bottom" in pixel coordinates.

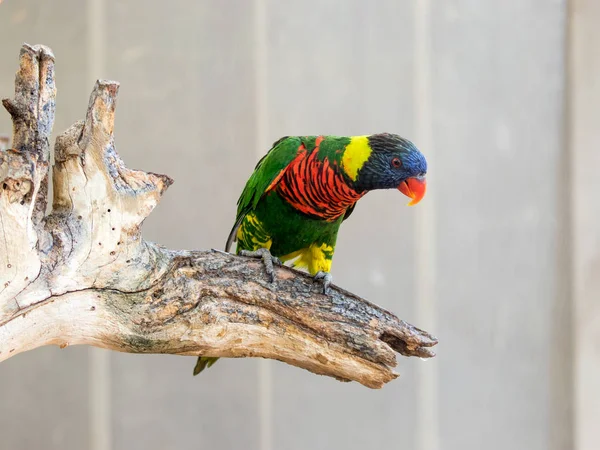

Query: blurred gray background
[{"left": 0, "top": 1, "right": 598, "bottom": 450}]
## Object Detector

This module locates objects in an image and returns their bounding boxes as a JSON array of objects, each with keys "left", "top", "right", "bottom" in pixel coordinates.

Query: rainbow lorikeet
[{"left": 193, "top": 133, "right": 427, "bottom": 375}]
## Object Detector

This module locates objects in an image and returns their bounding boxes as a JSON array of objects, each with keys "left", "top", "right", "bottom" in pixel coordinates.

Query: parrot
[{"left": 193, "top": 133, "right": 427, "bottom": 375}]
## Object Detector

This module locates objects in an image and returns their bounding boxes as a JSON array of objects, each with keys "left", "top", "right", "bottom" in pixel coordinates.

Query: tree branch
[
  {"left": 0, "top": 136, "right": 9, "bottom": 151},
  {"left": 0, "top": 44, "right": 437, "bottom": 389}
]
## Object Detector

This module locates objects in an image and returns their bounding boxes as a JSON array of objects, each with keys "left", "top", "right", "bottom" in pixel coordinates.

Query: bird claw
[
  {"left": 313, "top": 271, "right": 332, "bottom": 295},
  {"left": 239, "top": 248, "right": 281, "bottom": 283}
]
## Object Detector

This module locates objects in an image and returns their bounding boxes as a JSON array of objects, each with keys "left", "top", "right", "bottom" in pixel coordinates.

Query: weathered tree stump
[{"left": 0, "top": 44, "right": 437, "bottom": 389}]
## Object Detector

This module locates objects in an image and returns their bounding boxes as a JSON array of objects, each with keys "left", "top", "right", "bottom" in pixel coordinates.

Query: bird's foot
[
  {"left": 313, "top": 271, "right": 333, "bottom": 295},
  {"left": 239, "top": 248, "right": 282, "bottom": 283}
]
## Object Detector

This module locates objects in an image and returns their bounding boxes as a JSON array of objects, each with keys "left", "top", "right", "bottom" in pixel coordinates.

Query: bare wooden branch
[
  {"left": 0, "top": 136, "right": 9, "bottom": 151},
  {"left": 0, "top": 44, "right": 437, "bottom": 389}
]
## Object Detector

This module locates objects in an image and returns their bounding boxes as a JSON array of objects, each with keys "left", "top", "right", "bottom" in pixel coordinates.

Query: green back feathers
[
  {"left": 237, "top": 136, "right": 301, "bottom": 216},
  {"left": 316, "top": 136, "right": 351, "bottom": 163},
  {"left": 225, "top": 135, "right": 365, "bottom": 251},
  {"left": 226, "top": 136, "right": 302, "bottom": 251}
]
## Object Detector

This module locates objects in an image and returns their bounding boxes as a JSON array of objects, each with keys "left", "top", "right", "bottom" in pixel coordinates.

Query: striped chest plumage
[{"left": 275, "top": 138, "right": 364, "bottom": 221}]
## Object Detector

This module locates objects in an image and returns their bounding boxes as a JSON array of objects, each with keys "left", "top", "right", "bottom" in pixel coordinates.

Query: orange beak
[{"left": 398, "top": 176, "right": 426, "bottom": 206}]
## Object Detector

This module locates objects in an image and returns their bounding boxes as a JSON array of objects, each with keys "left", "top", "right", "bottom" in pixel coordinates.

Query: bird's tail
[
  {"left": 225, "top": 215, "right": 245, "bottom": 253},
  {"left": 196, "top": 216, "right": 246, "bottom": 376},
  {"left": 193, "top": 356, "right": 220, "bottom": 376}
]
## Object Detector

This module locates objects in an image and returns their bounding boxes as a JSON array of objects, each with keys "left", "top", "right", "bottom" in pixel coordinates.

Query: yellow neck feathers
[{"left": 341, "top": 136, "right": 372, "bottom": 181}]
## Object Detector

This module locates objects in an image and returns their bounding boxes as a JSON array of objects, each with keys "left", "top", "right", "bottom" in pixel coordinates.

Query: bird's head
[{"left": 348, "top": 133, "right": 427, "bottom": 206}]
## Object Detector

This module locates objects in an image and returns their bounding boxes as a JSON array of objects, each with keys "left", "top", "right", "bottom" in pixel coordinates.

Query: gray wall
[{"left": 0, "top": 1, "right": 592, "bottom": 449}]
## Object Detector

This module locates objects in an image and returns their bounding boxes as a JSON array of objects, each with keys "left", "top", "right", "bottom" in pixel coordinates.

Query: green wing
[{"left": 225, "top": 136, "right": 305, "bottom": 252}]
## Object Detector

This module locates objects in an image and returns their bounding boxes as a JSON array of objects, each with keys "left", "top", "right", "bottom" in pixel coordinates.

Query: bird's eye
[{"left": 391, "top": 157, "right": 402, "bottom": 168}]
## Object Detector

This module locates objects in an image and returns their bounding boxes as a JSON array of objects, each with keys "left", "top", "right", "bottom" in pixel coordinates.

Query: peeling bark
[{"left": 0, "top": 44, "right": 437, "bottom": 389}]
